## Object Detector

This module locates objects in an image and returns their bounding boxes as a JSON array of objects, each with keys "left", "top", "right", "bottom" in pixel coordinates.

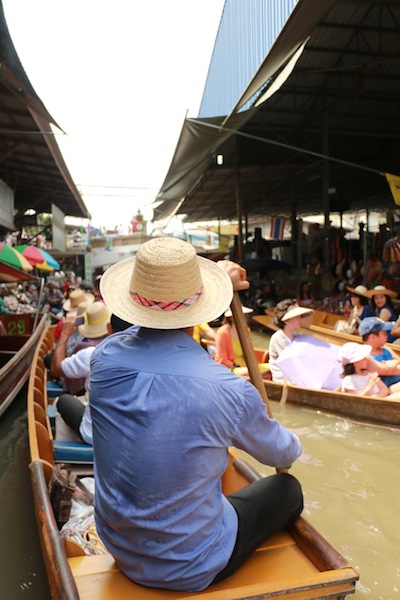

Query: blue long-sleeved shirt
[{"left": 90, "top": 327, "right": 301, "bottom": 591}]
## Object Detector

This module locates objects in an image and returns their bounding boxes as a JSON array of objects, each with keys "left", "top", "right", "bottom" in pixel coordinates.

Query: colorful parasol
[
  {"left": 0, "top": 242, "right": 33, "bottom": 271},
  {"left": 14, "top": 245, "right": 60, "bottom": 270}
]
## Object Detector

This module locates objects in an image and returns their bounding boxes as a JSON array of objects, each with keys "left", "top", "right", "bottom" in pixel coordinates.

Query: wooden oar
[
  {"left": 230, "top": 292, "right": 287, "bottom": 474},
  {"left": 230, "top": 291, "right": 273, "bottom": 418}
]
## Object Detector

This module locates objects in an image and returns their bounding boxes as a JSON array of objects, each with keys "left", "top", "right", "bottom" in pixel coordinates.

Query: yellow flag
[{"left": 386, "top": 172, "right": 400, "bottom": 206}]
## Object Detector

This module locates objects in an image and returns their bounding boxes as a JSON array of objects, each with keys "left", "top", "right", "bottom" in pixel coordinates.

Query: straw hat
[
  {"left": 100, "top": 237, "right": 233, "bottom": 329},
  {"left": 63, "top": 288, "right": 95, "bottom": 312},
  {"left": 224, "top": 306, "right": 253, "bottom": 318},
  {"left": 346, "top": 284, "right": 368, "bottom": 297},
  {"left": 66, "top": 301, "right": 90, "bottom": 319},
  {"left": 281, "top": 304, "right": 313, "bottom": 322},
  {"left": 78, "top": 302, "right": 111, "bottom": 338},
  {"left": 366, "top": 284, "right": 397, "bottom": 299},
  {"left": 337, "top": 342, "right": 372, "bottom": 365}
]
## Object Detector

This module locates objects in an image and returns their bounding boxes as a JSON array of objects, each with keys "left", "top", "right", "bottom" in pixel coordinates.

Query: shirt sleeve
[
  {"left": 231, "top": 381, "right": 302, "bottom": 470},
  {"left": 61, "top": 347, "right": 94, "bottom": 379},
  {"left": 341, "top": 375, "right": 355, "bottom": 392}
]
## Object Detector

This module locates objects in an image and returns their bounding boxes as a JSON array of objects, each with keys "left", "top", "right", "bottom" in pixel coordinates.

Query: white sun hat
[
  {"left": 337, "top": 342, "right": 372, "bottom": 365},
  {"left": 63, "top": 288, "right": 95, "bottom": 312},
  {"left": 78, "top": 302, "right": 111, "bottom": 339},
  {"left": 281, "top": 304, "right": 313, "bottom": 322},
  {"left": 224, "top": 306, "right": 253, "bottom": 318},
  {"left": 100, "top": 237, "right": 233, "bottom": 329}
]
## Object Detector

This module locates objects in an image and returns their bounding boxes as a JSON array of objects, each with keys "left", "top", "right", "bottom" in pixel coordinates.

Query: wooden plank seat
[
  {"left": 53, "top": 440, "right": 93, "bottom": 464},
  {"left": 68, "top": 532, "right": 356, "bottom": 600},
  {"left": 47, "top": 380, "right": 64, "bottom": 398}
]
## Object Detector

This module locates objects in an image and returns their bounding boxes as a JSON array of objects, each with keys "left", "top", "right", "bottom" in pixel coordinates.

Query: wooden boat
[
  {"left": 253, "top": 309, "right": 400, "bottom": 355},
  {"left": 263, "top": 378, "right": 400, "bottom": 429},
  {"left": 0, "top": 311, "right": 48, "bottom": 416},
  {"left": 28, "top": 324, "right": 358, "bottom": 599},
  {"left": 0, "top": 260, "right": 48, "bottom": 416}
]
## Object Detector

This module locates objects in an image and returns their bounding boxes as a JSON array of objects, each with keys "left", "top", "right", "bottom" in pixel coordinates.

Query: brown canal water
[{"left": 1, "top": 332, "right": 399, "bottom": 599}]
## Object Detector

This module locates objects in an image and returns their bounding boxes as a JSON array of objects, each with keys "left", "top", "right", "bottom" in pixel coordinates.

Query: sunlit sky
[{"left": 3, "top": 0, "right": 225, "bottom": 229}]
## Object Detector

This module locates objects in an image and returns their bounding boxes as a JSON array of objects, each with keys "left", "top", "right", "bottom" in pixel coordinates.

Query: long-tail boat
[
  {"left": 28, "top": 324, "right": 358, "bottom": 599},
  {"left": 0, "top": 262, "right": 47, "bottom": 416}
]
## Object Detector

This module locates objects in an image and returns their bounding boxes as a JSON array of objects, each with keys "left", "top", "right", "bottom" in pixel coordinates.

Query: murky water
[
  {"left": 0, "top": 388, "right": 50, "bottom": 599},
  {"left": 1, "top": 337, "right": 400, "bottom": 599}
]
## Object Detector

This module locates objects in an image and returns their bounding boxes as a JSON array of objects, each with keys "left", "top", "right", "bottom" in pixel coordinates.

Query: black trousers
[
  {"left": 211, "top": 473, "right": 303, "bottom": 584},
  {"left": 56, "top": 393, "right": 86, "bottom": 442}
]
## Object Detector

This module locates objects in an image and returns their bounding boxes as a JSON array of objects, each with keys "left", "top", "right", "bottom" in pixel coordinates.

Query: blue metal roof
[{"left": 199, "top": 0, "right": 298, "bottom": 118}]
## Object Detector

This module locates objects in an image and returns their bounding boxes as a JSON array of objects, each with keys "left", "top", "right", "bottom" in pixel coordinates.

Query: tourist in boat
[
  {"left": 339, "top": 341, "right": 400, "bottom": 399},
  {"left": 334, "top": 284, "right": 372, "bottom": 334},
  {"left": 367, "top": 284, "right": 398, "bottom": 342},
  {"left": 44, "top": 280, "right": 64, "bottom": 315},
  {"left": 51, "top": 309, "right": 131, "bottom": 445},
  {"left": 192, "top": 321, "right": 216, "bottom": 355},
  {"left": 90, "top": 237, "right": 303, "bottom": 592},
  {"left": 269, "top": 299, "right": 313, "bottom": 383},
  {"left": 50, "top": 301, "right": 111, "bottom": 399},
  {"left": 359, "top": 317, "right": 400, "bottom": 386},
  {"left": 296, "top": 281, "right": 316, "bottom": 308},
  {"left": 214, "top": 306, "right": 253, "bottom": 368}
]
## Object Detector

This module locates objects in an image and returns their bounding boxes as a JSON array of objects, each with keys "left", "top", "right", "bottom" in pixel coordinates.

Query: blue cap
[{"left": 359, "top": 317, "right": 394, "bottom": 336}]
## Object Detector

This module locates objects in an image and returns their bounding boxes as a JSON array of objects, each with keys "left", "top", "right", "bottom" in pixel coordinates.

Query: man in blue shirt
[{"left": 90, "top": 237, "right": 303, "bottom": 592}]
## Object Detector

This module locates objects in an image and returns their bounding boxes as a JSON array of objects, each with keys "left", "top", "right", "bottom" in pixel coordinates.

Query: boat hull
[
  {"left": 28, "top": 325, "right": 358, "bottom": 599},
  {"left": 0, "top": 313, "right": 47, "bottom": 417}
]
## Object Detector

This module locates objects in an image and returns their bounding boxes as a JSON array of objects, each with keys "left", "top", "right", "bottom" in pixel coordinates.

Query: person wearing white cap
[
  {"left": 338, "top": 342, "right": 400, "bottom": 399},
  {"left": 268, "top": 299, "right": 313, "bottom": 383},
  {"left": 90, "top": 237, "right": 303, "bottom": 592},
  {"left": 358, "top": 317, "right": 400, "bottom": 387}
]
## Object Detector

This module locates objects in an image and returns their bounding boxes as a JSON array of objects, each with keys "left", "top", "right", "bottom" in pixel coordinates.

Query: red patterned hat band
[{"left": 130, "top": 286, "right": 204, "bottom": 311}]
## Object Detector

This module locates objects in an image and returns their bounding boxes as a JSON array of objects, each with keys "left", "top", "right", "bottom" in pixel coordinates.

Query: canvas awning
[{"left": 155, "top": 0, "right": 400, "bottom": 223}]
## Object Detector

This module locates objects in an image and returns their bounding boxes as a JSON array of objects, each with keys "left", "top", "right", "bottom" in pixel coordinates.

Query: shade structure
[
  {"left": 0, "top": 243, "right": 33, "bottom": 271},
  {"left": 0, "top": 260, "right": 38, "bottom": 283},
  {"left": 14, "top": 245, "right": 60, "bottom": 270}
]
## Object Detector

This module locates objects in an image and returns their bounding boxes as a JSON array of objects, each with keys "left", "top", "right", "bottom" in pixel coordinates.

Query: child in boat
[
  {"left": 359, "top": 317, "right": 400, "bottom": 386},
  {"left": 268, "top": 299, "right": 313, "bottom": 383},
  {"left": 339, "top": 342, "right": 400, "bottom": 399}
]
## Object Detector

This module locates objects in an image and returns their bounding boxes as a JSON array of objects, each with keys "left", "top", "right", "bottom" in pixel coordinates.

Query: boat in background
[
  {"left": 253, "top": 308, "right": 400, "bottom": 355},
  {"left": 28, "top": 324, "right": 358, "bottom": 599},
  {"left": 0, "top": 263, "right": 48, "bottom": 417}
]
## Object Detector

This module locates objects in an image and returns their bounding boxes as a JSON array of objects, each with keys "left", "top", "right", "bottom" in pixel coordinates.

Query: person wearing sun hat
[
  {"left": 50, "top": 302, "right": 112, "bottom": 397},
  {"left": 358, "top": 316, "right": 400, "bottom": 387},
  {"left": 214, "top": 305, "right": 254, "bottom": 368},
  {"left": 333, "top": 284, "right": 373, "bottom": 334},
  {"left": 338, "top": 341, "right": 400, "bottom": 399},
  {"left": 268, "top": 299, "right": 313, "bottom": 383},
  {"left": 90, "top": 237, "right": 303, "bottom": 592},
  {"left": 50, "top": 311, "right": 132, "bottom": 446},
  {"left": 63, "top": 288, "right": 95, "bottom": 313},
  {"left": 367, "top": 284, "right": 398, "bottom": 342}
]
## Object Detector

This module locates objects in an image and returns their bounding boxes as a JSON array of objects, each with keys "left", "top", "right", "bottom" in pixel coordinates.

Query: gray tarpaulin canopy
[{"left": 155, "top": 0, "right": 400, "bottom": 223}]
